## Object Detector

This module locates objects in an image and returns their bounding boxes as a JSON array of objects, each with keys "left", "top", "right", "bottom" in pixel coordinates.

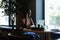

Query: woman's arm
[{"left": 30, "top": 18, "right": 35, "bottom": 27}]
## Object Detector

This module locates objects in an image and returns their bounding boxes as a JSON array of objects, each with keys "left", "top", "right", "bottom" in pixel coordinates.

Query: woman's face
[
  {"left": 26, "top": 14, "right": 29, "bottom": 18},
  {"left": 29, "top": 9, "right": 31, "bottom": 17},
  {"left": 26, "top": 9, "right": 31, "bottom": 18}
]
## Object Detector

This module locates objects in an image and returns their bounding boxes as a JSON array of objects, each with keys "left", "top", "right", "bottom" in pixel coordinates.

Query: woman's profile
[{"left": 20, "top": 8, "right": 35, "bottom": 28}]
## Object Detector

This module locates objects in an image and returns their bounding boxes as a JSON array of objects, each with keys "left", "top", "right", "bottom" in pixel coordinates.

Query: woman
[
  {"left": 20, "top": 8, "right": 35, "bottom": 28},
  {"left": 17, "top": 8, "right": 40, "bottom": 40}
]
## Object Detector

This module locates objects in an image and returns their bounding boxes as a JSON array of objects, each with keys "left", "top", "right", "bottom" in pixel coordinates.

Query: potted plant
[{"left": 0, "top": 0, "right": 16, "bottom": 30}]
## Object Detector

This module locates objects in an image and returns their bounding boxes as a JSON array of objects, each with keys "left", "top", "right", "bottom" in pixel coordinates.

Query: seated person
[
  {"left": 16, "top": 8, "right": 40, "bottom": 40},
  {"left": 20, "top": 8, "right": 35, "bottom": 29}
]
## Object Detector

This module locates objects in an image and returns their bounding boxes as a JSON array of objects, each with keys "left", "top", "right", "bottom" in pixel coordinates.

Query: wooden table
[
  {"left": 0, "top": 29, "right": 33, "bottom": 40},
  {"left": 23, "top": 28, "right": 51, "bottom": 40}
]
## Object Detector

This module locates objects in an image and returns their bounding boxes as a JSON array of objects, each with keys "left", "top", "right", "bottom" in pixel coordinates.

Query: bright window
[
  {"left": 0, "top": 8, "right": 9, "bottom": 25},
  {"left": 45, "top": 0, "right": 60, "bottom": 30}
]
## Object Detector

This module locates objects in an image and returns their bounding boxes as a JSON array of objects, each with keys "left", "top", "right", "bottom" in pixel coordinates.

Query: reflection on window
[
  {"left": 45, "top": 0, "right": 60, "bottom": 30},
  {"left": 0, "top": 8, "right": 9, "bottom": 25}
]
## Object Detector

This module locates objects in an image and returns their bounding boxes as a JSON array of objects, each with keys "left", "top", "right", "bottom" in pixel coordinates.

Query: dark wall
[
  {"left": 28, "top": 0, "right": 36, "bottom": 25},
  {"left": 16, "top": 0, "right": 36, "bottom": 27}
]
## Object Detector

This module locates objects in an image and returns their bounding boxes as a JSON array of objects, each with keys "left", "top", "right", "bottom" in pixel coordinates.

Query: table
[
  {"left": 23, "top": 28, "right": 51, "bottom": 40},
  {"left": 0, "top": 29, "right": 33, "bottom": 40}
]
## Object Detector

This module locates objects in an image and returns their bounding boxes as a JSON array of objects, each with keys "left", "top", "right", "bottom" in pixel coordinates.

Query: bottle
[
  {"left": 38, "top": 24, "right": 40, "bottom": 29},
  {"left": 40, "top": 25, "right": 44, "bottom": 31}
]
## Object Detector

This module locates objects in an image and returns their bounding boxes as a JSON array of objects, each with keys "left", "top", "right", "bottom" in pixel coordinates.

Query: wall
[
  {"left": 28, "top": 0, "right": 36, "bottom": 26},
  {"left": 16, "top": 0, "right": 36, "bottom": 27},
  {"left": 36, "top": 0, "right": 43, "bottom": 27}
]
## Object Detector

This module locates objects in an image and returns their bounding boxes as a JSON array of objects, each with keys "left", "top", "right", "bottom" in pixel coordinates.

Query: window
[
  {"left": 0, "top": 0, "right": 16, "bottom": 29},
  {"left": 45, "top": 0, "right": 60, "bottom": 30},
  {"left": 0, "top": 8, "right": 16, "bottom": 29},
  {"left": 0, "top": 8, "right": 9, "bottom": 25}
]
